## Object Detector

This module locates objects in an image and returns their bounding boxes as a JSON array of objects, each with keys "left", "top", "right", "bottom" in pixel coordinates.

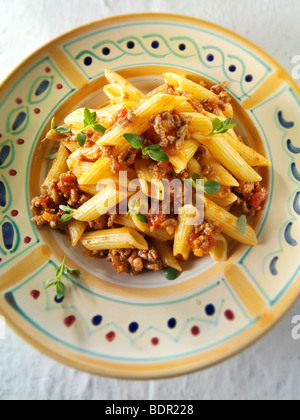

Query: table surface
[{"left": 1, "top": 0, "right": 300, "bottom": 401}]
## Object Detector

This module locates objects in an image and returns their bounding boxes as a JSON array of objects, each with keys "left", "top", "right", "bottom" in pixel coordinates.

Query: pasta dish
[{"left": 31, "top": 70, "right": 270, "bottom": 279}]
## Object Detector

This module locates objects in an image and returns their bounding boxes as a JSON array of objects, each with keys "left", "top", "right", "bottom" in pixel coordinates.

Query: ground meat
[
  {"left": 31, "top": 171, "right": 90, "bottom": 228},
  {"left": 106, "top": 245, "right": 164, "bottom": 276},
  {"left": 150, "top": 161, "right": 174, "bottom": 180},
  {"left": 210, "top": 81, "right": 227, "bottom": 95},
  {"left": 118, "top": 147, "right": 138, "bottom": 166},
  {"left": 116, "top": 109, "right": 136, "bottom": 128},
  {"left": 201, "top": 82, "right": 231, "bottom": 114},
  {"left": 194, "top": 221, "right": 222, "bottom": 236},
  {"left": 90, "top": 250, "right": 109, "bottom": 258},
  {"left": 163, "top": 84, "right": 181, "bottom": 96},
  {"left": 57, "top": 172, "right": 90, "bottom": 207},
  {"left": 87, "top": 215, "right": 108, "bottom": 230},
  {"left": 201, "top": 165, "right": 216, "bottom": 179},
  {"left": 189, "top": 222, "right": 222, "bottom": 257},
  {"left": 110, "top": 158, "right": 128, "bottom": 174},
  {"left": 234, "top": 181, "right": 269, "bottom": 216},
  {"left": 31, "top": 194, "right": 65, "bottom": 229},
  {"left": 77, "top": 142, "right": 103, "bottom": 162},
  {"left": 150, "top": 111, "right": 190, "bottom": 150}
]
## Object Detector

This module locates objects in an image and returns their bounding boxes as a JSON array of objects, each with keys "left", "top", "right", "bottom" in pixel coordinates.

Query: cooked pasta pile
[{"left": 31, "top": 69, "right": 271, "bottom": 277}]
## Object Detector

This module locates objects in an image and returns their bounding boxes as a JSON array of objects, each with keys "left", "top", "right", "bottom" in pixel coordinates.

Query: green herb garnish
[
  {"left": 161, "top": 266, "right": 181, "bottom": 281},
  {"left": 127, "top": 199, "right": 148, "bottom": 223},
  {"left": 187, "top": 174, "right": 222, "bottom": 195},
  {"left": 76, "top": 108, "right": 106, "bottom": 147},
  {"left": 44, "top": 151, "right": 58, "bottom": 160},
  {"left": 42, "top": 118, "right": 70, "bottom": 142},
  {"left": 208, "top": 118, "right": 237, "bottom": 137},
  {"left": 123, "top": 134, "right": 169, "bottom": 162},
  {"left": 59, "top": 205, "right": 77, "bottom": 223},
  {"left": 45, "top": 256, "right": 82, "bottom": 300},
  {"left": 237, "top": 215, "right": 247, "bottom": 234}
]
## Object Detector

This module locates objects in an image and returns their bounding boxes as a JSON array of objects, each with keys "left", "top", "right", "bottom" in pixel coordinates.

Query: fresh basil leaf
[
  {"left": 51, "top": 118, "right": 56, "bottom": 130},
  {"left": 146, "top": 144, "right": 161, "bottom": 151},
  {"left": 136, "top": 213, "right": 148, "bottom": 224},
  {"left": 54, "top": 127, "right": 70, "bottom": 134},
  {"left": 61, "top": 213, "right": 74, "bottom": 223},
  {"left": 212, "top": 118, "right": 222, "bottom": 131},
  {"left": 204, "top": 180, "right": 222, "bottom": 195},
  {"left": 77, "top": 132, "right": 87, "bottom": 147},
  {"left": 147, "top": 148, "right": 169, "bottom": 162},
  {"left": 44, "top": 152, "right": 58, "bottom": 160},
  {"left": 161, "top": 266, "right": 181, "bottom": 281},
  {"left": 237, "top": 215, "right": 247, "bottom": 234},
  {"left": 93, "top": 123, "right": 106, "bottom": 134},
  {"left": 84, "top": 108, "right": 94, "bottom": 126},
  {"left": 56, "top": 281, "right": 67, "bottom": 300},
  {"left": 222, "top": 118, "right": 232, "bottom": 127},
  {"left": 59, "top": 205, "right": 73, "bottom": 213},
  {"left": 208, "top": 117, "right": 237, "bottom": 137},
  {"left": 123, "top": 133, "right": 143, "bottom": 149}
]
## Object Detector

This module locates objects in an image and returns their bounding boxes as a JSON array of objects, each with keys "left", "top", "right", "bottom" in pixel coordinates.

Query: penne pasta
[
  {"left": 204, "top": 197, "right": 257, "bottom": 246},
  {"left": 74, "top": 186, "right": 133, "bottom": 222},
  {"left": 174, "top": 205, "right": 199, "bottom": 261},
  {"left": 42, "top": 144, "right": 69, "bottom": 191},
  {"left": 68, "top": 219, "right": 86, "bottom": 247},
  {"left": 209, "top": 233, "right": 228, "bottom": 262},
  {"left": 151, "top": 239, "right": 183, "bottom": 272},
  {"left": 193, "top": 133, "right": 262, "bottom": 182},
  {"left": 105, "top": 69, "right": 146, "bottom": 102},
  {"left": 33, "top": 69, "right": 270, "bottom": 279},
  {"left": 96, "top": 94, "right": 186, "bottom": 147},
  {"left": 183, "top": 112, "right": 213, "bottom": 137},
  {"left": 168, "top": 139, "right": 200, "bottom": 173},
  {"left": 81, "top": 228, "right": 149, "bottom": 251},
  {"left": 163, "top": 73, "right": 233, "bottom": 117},
  {"left": 64, "top": 102, "right": 139, "bottom": 132}
]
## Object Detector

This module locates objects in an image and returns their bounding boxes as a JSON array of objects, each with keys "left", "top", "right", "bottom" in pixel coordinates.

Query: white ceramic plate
[{"left": 1, "top": 13, "right": 300, "bottom": 379}]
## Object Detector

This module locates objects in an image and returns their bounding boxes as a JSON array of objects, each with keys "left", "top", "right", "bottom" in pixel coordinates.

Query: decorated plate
[{"left": 1, "top": 13, "right": 300, "bottom": 379}]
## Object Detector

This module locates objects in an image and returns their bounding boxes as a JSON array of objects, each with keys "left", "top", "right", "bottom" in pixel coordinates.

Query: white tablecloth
[{"left": 1, "top": 0, "right": 300, "bottom": 400}]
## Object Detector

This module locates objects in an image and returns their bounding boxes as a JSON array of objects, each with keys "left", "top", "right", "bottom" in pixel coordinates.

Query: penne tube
[
  {"left": 163, "top": 73, "right": 233, "bottom": 117},
  {"left": 78, "top": 155, "right": 120, "bottom": 186},
  {"left": 105, "top": 69, "right": 146, "bottom": 102},
  {"left": 174, "top": 205, "right": 199, "bottom": 261},
  {"left": 168, "top": 139, "right": 200, "bottom": 173},
  {"left": 114, "top": 214, "right": 174, "bottom": 242},
  {"left": 104, "top": 83, "right": 142, "bottom": 104},
  {"left": 223, "top": 133, "right": 271, "bottom": 167},
  {"left": 182, "top": 112, "right": 213, "bottom": 136},
  {"left": 64, "top": 102, "right": 139, "bottom": 132},
  {"left": 204, "top": 197, "right": 257, "bottom": 246},
  {"left": 42, "top": 144, "right": 69, "bottom": 191},
  {"left": 68, "top": 219, "right": 87, "bottom": 247},
  {"left": 81, "top": 227, "right": 149, "bottom": 251},
  {"left": 131, "top": 214, "right": 148, "bottom": 233},
  {"left": 150, "top": 239, "right": 183, "bottom": 272},
  {"left": 61, "top": 138, "right": 80, "bottom": 153},
  {"left": 74, "top": 186, "right": 133, "bottom": 222},
  {"left": 201, "top": 150, "right": 239, "bottom": 187},
  {"left": 208, "top": 190, "right": 238, "bottom": 207},
  {"left": 209, "top": 233, "right": 228, "bottom": 262},
  {"left": 187, "top": 157, "right": 202, "bottom": 177},
  {"left": 193, "top": 134, "right": 262, "bottom": 182},
  {"left": 68, "top": 159, "right": 93, "bottom": 179},
  {"left": 96, "top": 94, "right": 186, "bottom": 147}
]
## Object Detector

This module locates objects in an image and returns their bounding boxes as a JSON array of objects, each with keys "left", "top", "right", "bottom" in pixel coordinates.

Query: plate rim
[{"left": 1, "top": 11, "right": 300, "bottom": 380}]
